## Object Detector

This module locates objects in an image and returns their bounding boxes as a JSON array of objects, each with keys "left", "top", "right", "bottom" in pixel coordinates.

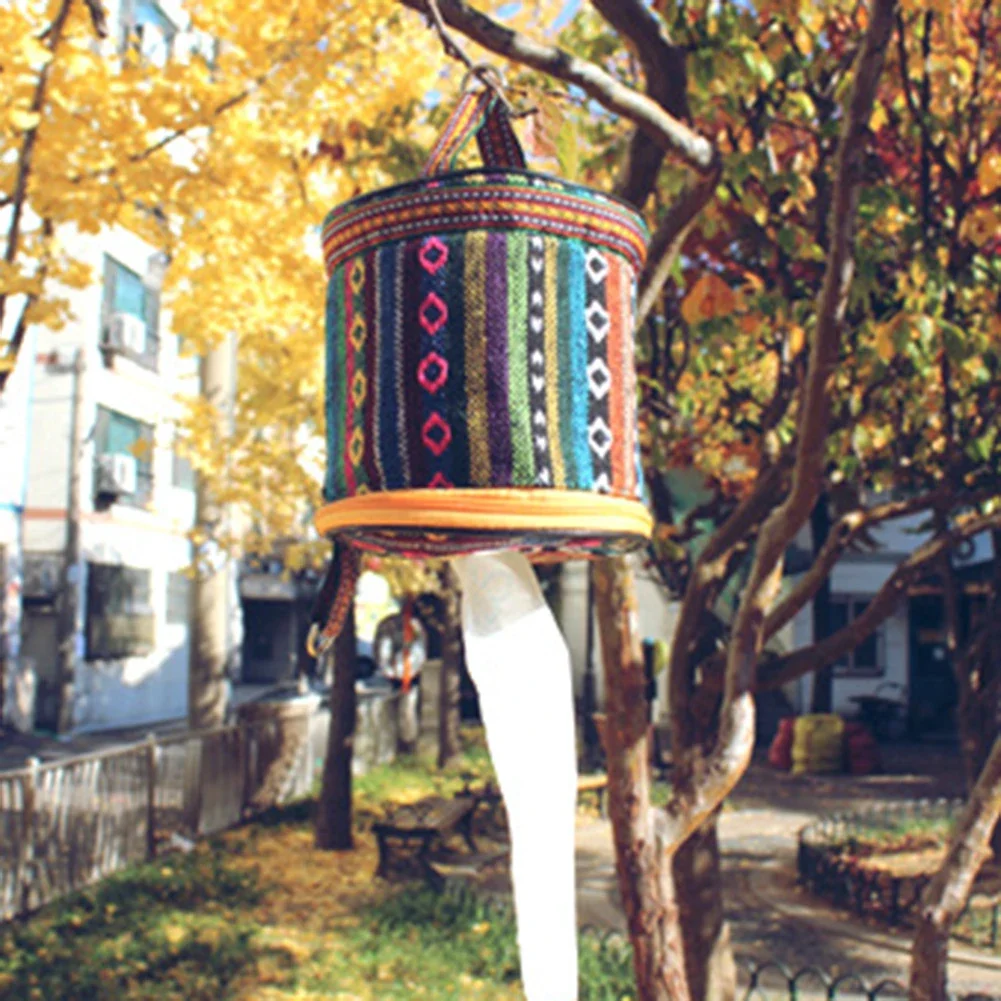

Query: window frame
[
  {"left": 101, "top": 255, "right": 161, "bottom": 372},
  {"left": 830, "top": 595, "right": 887, "bottom": 679},
  {"left": 94, "top": 405, "right": 156, "bottom": 508},
  {"left": 85, "top": 562, "right": 155, "bottom": 660}
]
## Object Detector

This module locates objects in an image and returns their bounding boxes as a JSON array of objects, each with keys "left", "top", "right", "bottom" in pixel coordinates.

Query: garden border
[{"left": 797, "top": 798, "right": 1000, "bottom": 950}]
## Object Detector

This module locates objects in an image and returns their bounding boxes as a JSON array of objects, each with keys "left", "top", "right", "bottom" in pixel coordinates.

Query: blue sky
[{"left": 496, "top": 0, "right": 582, "bottom": 31}]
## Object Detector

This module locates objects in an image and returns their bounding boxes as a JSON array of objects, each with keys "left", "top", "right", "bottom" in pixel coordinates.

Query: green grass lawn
[{"left": 0, "top": 731, "right": 638, "bottom": 1001}]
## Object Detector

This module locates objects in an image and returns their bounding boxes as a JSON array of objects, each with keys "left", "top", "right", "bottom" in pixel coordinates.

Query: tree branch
[
  {"left": 0, "top": 219, "right": 54, "bottom": 395},
  {"left": 757, "top": 507, "right": 1001, "bottom": 692},
  {"left": 590, "top": 0, "right": 690, "bottom": 206},
  {"left": 399, "top": 0, "right": 718, "bottom": 173},
  {"left": 763, "top": 488, "right": 947, "bottom": 639},
  {"left": 660, "top": 0, "right": 896, "bottom": 849},
  {"left": 636, "top": 166, "right": 721, "bottom": 329},
  {"left": 0, "top": 0, "right": 73, "bottom": 339},
  {"left": 909, "top": 731, "right": 1001, "bottom": 1001}
]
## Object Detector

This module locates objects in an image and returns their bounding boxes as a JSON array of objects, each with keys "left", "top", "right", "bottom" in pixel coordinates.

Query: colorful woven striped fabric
[{"left": 317, "top": 92, "right": 651, "bottom": 558}]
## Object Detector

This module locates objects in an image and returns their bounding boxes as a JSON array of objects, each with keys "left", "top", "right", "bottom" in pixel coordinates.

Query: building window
[
  {"left": 101, "top": 256, "right": 160, "bottom": 371},
  {"left": 94, "top": 406, "right": 155, "bottom": 507},
  {"left": 830, "top": 597, "right": 886, "bottom": 678},
  {"left": 120, "top": 0, "right": 177, "bottom": 65},
  {"left": 86, "top": 563, "right": 154, "bottom": 660},
  {"left": 166, "top": 571, "right": 190, "bottom": 625},
  {"left": 172, "top": 451, "right": 196, "bottom": 490}
]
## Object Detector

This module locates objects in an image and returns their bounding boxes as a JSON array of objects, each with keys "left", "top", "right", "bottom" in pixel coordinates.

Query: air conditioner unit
[
  {"left": 95, "top": 453, "right": 138, "bottom": 498},
  {"left": 104, "top": 313, "right": 147, "bottom": 355}
]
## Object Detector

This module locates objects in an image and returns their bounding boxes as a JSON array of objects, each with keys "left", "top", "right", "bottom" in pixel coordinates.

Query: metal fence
[
  {"left": 741, "top": 961, "right": 996, "bottom": 1000},
  {"left": 0, "top": 707, "right": 330, "bottom": 922},
  {"left": 798, "top": 798, "right": 1001, "bottom": 950}
]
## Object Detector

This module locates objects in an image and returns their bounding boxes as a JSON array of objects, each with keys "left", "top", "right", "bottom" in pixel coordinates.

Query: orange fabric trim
[{"left": 314, "top": 488, "right": 653, "bottom": 540}]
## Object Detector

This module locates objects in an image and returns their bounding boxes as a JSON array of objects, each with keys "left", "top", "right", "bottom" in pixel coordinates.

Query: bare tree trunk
[
  {"left": 909, "top": 733, "right": 1001, "bottom": 1001},
  {"left": 189, "top": 340, "right": 236, "bottom": 730},
  {"left": 315, "top": 607, "right": 357, "bottom": 851},
  {"left": 438, "top": 568, "right": 462, "bottom": 769},
  {"left": 674, "top": 813, "right": 736, "bottom": 1001},
  {"left": 594, "top": 558, "right": 690, "bottom": 1001},
  {"left": 809, "top": 496, "right": 834, "bottom": 714},
  {"left": 989, "top": 531, "right": 1001, "bottom": 858}
]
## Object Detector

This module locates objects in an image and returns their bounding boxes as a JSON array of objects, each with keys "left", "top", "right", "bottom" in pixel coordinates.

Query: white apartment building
[
  {"left": 0, "top": 323, "right": 37, "bottom": 732},
  {"left": 18, "top": 224, "right": 204, "bottom": 732},
  {"left": 1, "top": 0, "right": 243, "bottom": 735},
  {"left": 557, "top": 508, "right": 996, "bottom": 742}
]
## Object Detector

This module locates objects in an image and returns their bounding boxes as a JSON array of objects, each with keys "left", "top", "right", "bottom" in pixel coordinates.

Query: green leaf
[
  {"left": 742, "top": 45, "right": 775, "bottom": 85},
  {"left": 555, "top": 119, "right": 579, "bottom": 182}
]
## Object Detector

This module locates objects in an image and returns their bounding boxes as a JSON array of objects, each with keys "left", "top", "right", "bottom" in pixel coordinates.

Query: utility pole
[
  {"left": 55, "top": 348, "right": 84, "bottom": 734},
  {"left": 188, "top": 337, "right": 235, "bottom": 729}
]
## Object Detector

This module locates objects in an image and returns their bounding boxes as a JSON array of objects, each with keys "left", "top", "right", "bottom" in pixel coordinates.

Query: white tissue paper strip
[{"left": 453, "top": 552, "right": 579, "bottom": 1001}]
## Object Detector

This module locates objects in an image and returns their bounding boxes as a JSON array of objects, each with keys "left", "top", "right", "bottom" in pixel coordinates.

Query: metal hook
[{"left": 460, "top": 62, "right": 516, "bottom": 115}]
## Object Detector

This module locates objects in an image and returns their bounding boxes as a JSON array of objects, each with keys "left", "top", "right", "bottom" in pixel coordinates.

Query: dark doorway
[
  {"left": 908, "top": 595, "right": 958, "bottom": 739},
  {"left": 242, "top": 600, "right": 296, "bottom": 684}
]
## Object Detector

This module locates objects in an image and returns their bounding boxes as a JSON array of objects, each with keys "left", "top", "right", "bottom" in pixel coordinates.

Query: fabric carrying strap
[
  {"left": 310, "top": 89, "right": 526, "bottom": 653},
  {"left": 306, "top": 540, "right": 359, "bottom": 656},
  {"left": 422, "top": 87, "right": 526, "bottom": 177}
]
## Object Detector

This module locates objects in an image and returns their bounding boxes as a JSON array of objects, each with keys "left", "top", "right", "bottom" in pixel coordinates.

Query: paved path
[{"left": 570, "top": 748, "right": 1001, "bottom": 997}]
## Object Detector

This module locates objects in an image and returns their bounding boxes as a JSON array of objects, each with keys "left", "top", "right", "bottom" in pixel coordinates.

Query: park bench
[
  {"left": 577, "top": 773, "right": 608, "bottom": 816},
  {"left": 372, "top": 795, "right": 478, "bottom": 879},
  {"left": 461, "top": 774, "right": 610, "bottom": 819}
]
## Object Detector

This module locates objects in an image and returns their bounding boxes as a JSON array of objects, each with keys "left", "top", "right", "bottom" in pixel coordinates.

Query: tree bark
[
  {"left": 594, "top": 557, "right": 690, "bottom": 1001},
  {"left": 438, "top": 568, "right": 462, "bottom": 769},
  {"left": 673, "top": 818, "right": 736, "bottom": 1001},
  {"left": 989, "top": 531, "right": 1001, "bottom": 858},
  {"left": 908, "top": 733, "right": 1001, "bottom": 1001},
  {"left": 315, "top": 606, "right": 357, "bottom": 851},
  {"left": 189, "top": 340, "right": 237, "bottom": 730},
  {"left": 809, "top": 496, "right": 834, "bottom": 714}
]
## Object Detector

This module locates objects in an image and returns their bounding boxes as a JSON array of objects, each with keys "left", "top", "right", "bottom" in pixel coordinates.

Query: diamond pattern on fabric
[
  {"left": 585, "top": 300, "right": 609, "bottom": 343},
  {"left": 419, "top": 236, "right": 449, "bottom": 275},
  {"left": 417, "top": 352, "right": 449, "bottom": 394},
  {"left": 428, "top": 471, "right": 452, "bottom": 489},
  {"left": 585, "top": 248, "right": 609, "bottom": 284},
  {"left": 350, "top": 314, "right": 367, "bottom": 350},
  {"left": 419, "top": 293, "right": 448, "bottom": 336},
  {"left": 422, "top": 412, "right": 453, "bottom": 457},
  {"left": 349, "top": 426, "right": 365, "bottom": 466},
  {"left": 351, "top": 371, "right": 367, "bottom": 407},
  {"left": 587, "top": 357, "right": 611, "bottom": 400},
  {"left": 588, "top": 417, "right": 612, "bottom": 459},
  {"left": 349, "top": 258, "right": 365, "bottom": 293}
]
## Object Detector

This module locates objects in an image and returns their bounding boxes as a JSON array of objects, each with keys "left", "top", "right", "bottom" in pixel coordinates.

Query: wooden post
[
  {"left": 145, "top": 734, "right": 158, "bottom": 860},
  {"left": 19, "top": 757, "right": 38, "bottom": 915},
  {"left": 236, "top": 723, "right": 250, "bottom": 818}
]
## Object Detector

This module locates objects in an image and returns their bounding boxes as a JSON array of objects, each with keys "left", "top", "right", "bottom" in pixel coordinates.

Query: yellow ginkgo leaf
[
  {"left": 976, "top": 151, "right": 1001, "bottom": 196},
  {"left": 873, "top": 321, "right": 896, "bottom": 362},
  {"left": 19, "top": 37, "right": 52, "bottom": 69},
  {"left": 681, "top": 273, "right": 740, "bottom": 326},
  {"left": 788, "top": 324, "right": 806, "bottom": 357},
  {"left": 8, "top": 108, "right": 41, "bottom": 131},
  {"left": 163, "top": 925, "right": 185, "bottom": 946}
]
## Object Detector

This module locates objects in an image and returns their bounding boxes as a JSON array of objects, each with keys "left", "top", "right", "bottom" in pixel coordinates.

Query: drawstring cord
[{"left": 306, "top": 540, "right": 359, "bottom": 658}]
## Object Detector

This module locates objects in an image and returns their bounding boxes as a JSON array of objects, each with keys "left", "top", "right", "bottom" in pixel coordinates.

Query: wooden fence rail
[{"left": 0, "top": 709, "right": 330, "bottom": 923}]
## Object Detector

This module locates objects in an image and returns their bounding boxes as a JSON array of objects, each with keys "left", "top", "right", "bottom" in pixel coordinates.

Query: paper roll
[{"left": 453, "top": 552, "right": 579, "bottom": 1001}]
